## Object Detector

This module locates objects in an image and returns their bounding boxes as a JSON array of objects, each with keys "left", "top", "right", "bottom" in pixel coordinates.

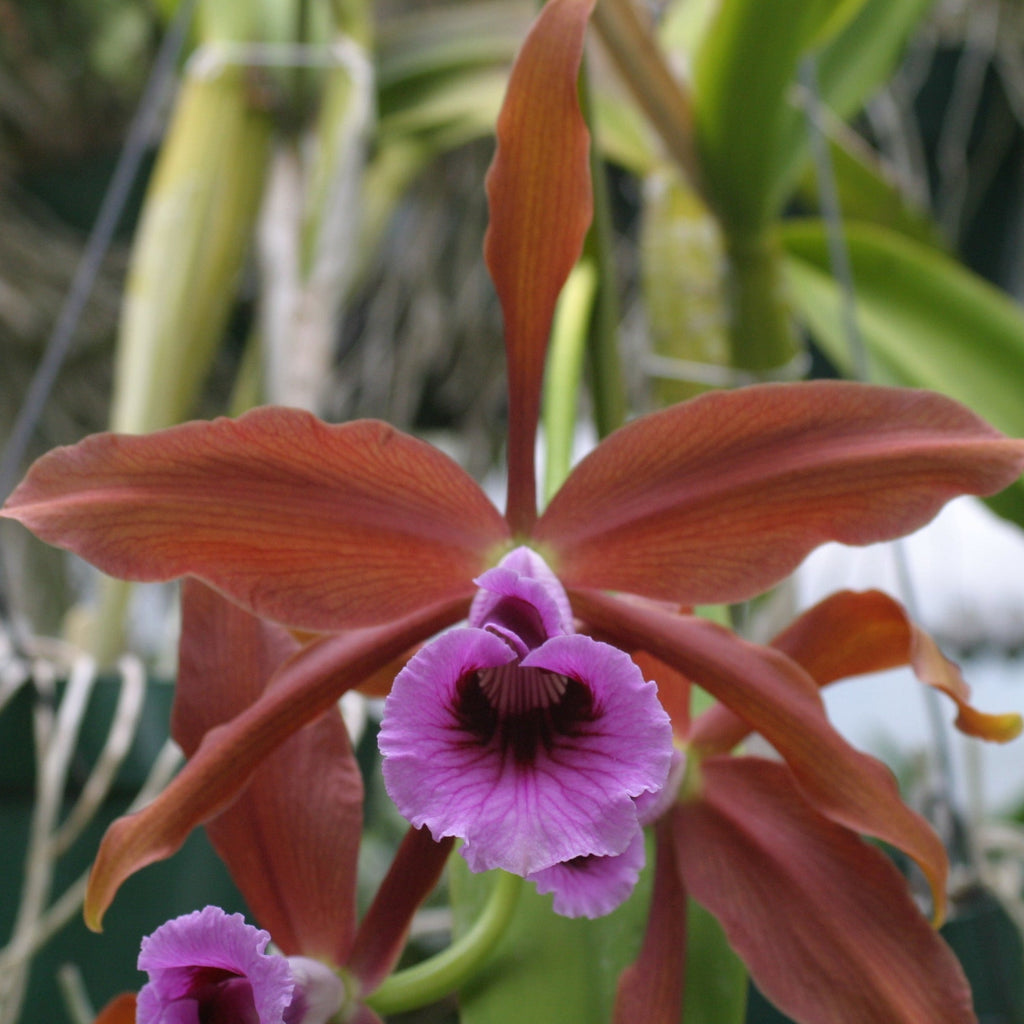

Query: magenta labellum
[
  {"left": 378, "top": 547, "right": 673, "bottom": 912},
  {"left": 136, "top": 906, "right": 344, "bottom": 1024},
  {"left": 528, "top": 828, "right": 648, "bottom": 919}
]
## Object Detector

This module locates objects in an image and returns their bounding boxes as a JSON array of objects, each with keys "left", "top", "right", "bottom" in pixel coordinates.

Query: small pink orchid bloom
[
  {"left": 3, "top": 1, "right": 1024, "bottom": 1019},
  {"left": 136, "top": 906, "right": 338, "bottom": 1024}
]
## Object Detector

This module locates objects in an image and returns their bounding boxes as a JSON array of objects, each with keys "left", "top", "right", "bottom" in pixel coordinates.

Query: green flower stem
[
  {"left": 543, "top": 261, "right": 598, "bottom": 503},
  {"left": 365, "top": 871, "right": 523, "bottom": 1016},
  {"left": 723, "top": 231, "right": 800, "bottom": 373}
]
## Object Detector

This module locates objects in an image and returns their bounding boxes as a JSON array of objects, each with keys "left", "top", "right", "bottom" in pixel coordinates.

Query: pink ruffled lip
[
  {"left": 137, "top": 907, "right": 293, "bottom": 1024},
  {"left": 135, "top": 906, "right": 345, "bottom": 1024},
  {"left": 378, "top": 547, "right": 673, "bottom": 913}
]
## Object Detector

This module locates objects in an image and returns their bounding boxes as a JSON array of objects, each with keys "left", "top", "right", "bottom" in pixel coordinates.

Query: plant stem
[
  {"left": 723, "top": 232, "right": 800, "bottom": 373},
  {"left": 366, "top": 872, "right": 522, "bottom": 1016}
]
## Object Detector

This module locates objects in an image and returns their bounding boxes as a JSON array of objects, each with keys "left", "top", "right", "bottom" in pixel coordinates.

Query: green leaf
[
  {"left": 450, "top": 843, "right": 654, "bottom": 1024},
  {"left": 792, "top": 131, "right": 941, "bottom": 248},
  {"left": 781, "top": 218, "right": 1024, "bottom": 525},
  {"left": 683, "top": 899, "right": 748, "bottom": 1024},
  {"left": 692, "top": 0, "right": 859, "bottom": 236},
  {"left": 773, "top": 0, "right": 934, "bottom": 202},
  {"left": 376, "top": 2, "right": 526, "bottom": 87},
  {"left": 810, "top": 0, "right": 932, "bottom": 119},
  {"left": 378, "top": 65, "right": 508, "bottom": 148}
]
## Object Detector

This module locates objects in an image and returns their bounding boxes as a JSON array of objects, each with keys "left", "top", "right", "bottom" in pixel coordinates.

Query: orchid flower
[
  {"left": 3, "top": 0, "right": 1024, "bottom": 1020},
  {"left": 378, "top": 544, "right": 673, "bottom": 916},
  {"left": 611, "top": 589, "right": 1021, "bottom": 1024},
  {"left": 135, "top": 906, "right": 342, "bottom": 1024},
  {"left": 93, "top": 578, "right": 454, "bottom": 1023}
]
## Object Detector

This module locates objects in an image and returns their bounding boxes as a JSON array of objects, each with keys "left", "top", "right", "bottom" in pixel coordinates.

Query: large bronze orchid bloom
[{"left": 3, "top": 2, "right": 1024, "bottom": 1021}]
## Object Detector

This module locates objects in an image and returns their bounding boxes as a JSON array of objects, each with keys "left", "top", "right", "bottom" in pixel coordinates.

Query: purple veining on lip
[
  {"left": 136, "top": 906, "right": 344, "bottom": 1024},
  {"left": 137, "top": 907, "right": 292, "bottom": 1024},
  {"left": 378, "top": 546, "right": 673, "bottom": 909},
  {"left": 528, "top": 827, "right": 648, "bottom": 918}
]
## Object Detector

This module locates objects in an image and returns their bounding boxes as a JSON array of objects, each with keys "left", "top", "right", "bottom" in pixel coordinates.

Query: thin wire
[
  {"left": 798, "top": 56, "right": 871, "bottom": 383},
  {"left": 0, "top": 0, "right": 196, "bottom": 507}
]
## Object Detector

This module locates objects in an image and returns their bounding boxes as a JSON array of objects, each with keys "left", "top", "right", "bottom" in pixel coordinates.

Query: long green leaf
[
  {"left": 692, "top": 0, "right": 860, "bottom": 236},
  {"left": 792, "top": 131, "right": 941, "bottom": 247},
  {"left": 773, "top": 0, "right": 934, "bottom": 203},
  {"left": 781, "top": 218, "right": 1024, "bottom": 525},
  {"left": 376, "top": 1, "right": 526, "bottom": 86}
]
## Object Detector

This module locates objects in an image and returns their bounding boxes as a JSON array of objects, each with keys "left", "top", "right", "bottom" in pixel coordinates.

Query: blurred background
[{"left": 2, "top": 0, "right": 1024, "bottom": 1021}]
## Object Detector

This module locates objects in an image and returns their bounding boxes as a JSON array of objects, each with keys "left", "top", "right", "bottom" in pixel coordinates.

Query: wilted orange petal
[
  {"left": 537, "top": 382, "right": 1024, "bottom": 605},
  {"left": 612, "top": 819, "right": 686, "bottom": 1024},
  {"left": 571, "top": 587, "right": 951, "bottom": 921},
  {"left": 174, "top": 579, "right": 362, "bottom": 964},
  {"left": 2, "top": 407, "right": 508, "bottom": 630},
  {"left": 94, "top": 993, "right": 137, "bottom": 1024},
  {"left": 84, "top": 594, "right": 468, "bottom": 931},
  {"left": 693, "top": 589, "right": 1023, "bottom": 753},
  {"left": 674, "top": 758, "right": 974, "bottom": 1024},
  {"left": 484, "top": 0, "right": 595, "bottom": 533}
]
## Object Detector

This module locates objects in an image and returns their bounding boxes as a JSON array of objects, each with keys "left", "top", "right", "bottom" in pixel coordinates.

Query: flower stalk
[{"left": 366, "top": 872, "right": 523, "bottom": 1016}]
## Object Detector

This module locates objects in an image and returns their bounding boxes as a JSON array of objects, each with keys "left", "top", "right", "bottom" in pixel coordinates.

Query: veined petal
[
  {"left": 2, "top": 407, "right": 508, "bottom": 630},
  {"left": 175, "top": 580, "right": 363, "bottom": 964},
  {"left": 528, "top": 826, "right": 646, "bottom": 919},
  {"left": 84, "top": 595, "right": 469, "bottom": 931},
  {"left": 137, "top": 907, "right": 293, "bottom": 1024},
  {"left": 570, "top": 588, "right": 951, "bottom": 921},
  {"left": 379, "top": 627, "right": 670, "bottom": 876},
  {"left": 612, "top": 820, "right": 686, "bottom": 1024},
  {"left": 537, "top": 382, "right": 1024, "bottom": 606},
  {"left": 674, "top": 758, "right": 975, "bottom": 1024},
  {"left": 484, "top": 0, "right": 595, "bottom": 533},
  {"left": 693, "top": 589, "right": 1023, "bottom": 754}
]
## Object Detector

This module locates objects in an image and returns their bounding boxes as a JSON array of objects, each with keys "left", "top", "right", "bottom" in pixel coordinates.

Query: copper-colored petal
[
  {"left": 206, "top": 711, "right": 363, "bottom": 965},
  {"left": 354, "top": 647, "right": 416, "bottom": 698},
  {"left": 93, "top": 993, "right": 137, "bottom": 1024},
  {"left": 537, "top": 382, "right": 1024, "bottom": 605},
  {"left": 84, "top": 595, "right": 469, "bottom": 931},
  {"left": 346, "top": 826, "right": 456, "bottom": 995},
  {"left": 175, "top": 580, "right": 362, "bottom": 964},
  {"left": 2, "top": 407, "right": 508, "bottom": 630},
  {"left": 484, "top": 0, "right": 595, "bottom": 533},
  {"left": 612, "top": 818, "right": 687, "bottom": 1024},
  {"left": 674, "top": 758, "right": 975, "bottom": 1024},
  {"left": 693, "top": 589, "right": 1023, "bottom": 754},
  {"left": 172, "top": 578, "right": 300, "bottom": 752},
  {"left": 571, "top": 588, "right": 951, "bottom": 921}
]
